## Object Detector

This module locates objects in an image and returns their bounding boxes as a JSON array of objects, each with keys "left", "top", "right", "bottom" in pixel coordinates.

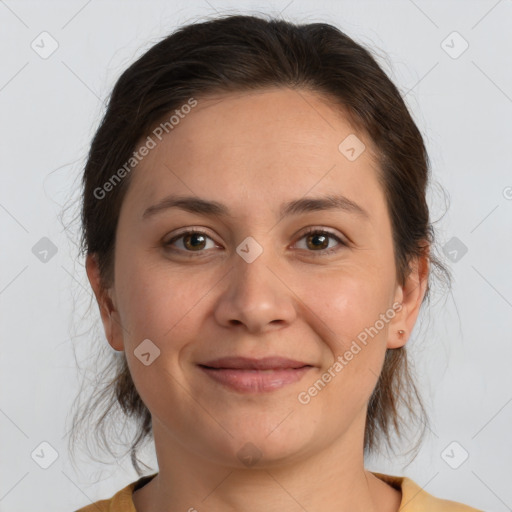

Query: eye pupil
[
  {"left": 307, "top": 233, "right": 328, "bottom": 250},
  {"left": 184, "top": 233, "right": 206, "bottom": 250}
]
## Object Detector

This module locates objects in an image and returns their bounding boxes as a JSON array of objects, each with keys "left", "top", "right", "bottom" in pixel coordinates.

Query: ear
[
  {"left": 387, "top": 244, "right": 430, "bottom": 349},
  {"left": 85, "top": 253, "right": 125, "bottom": 351}
]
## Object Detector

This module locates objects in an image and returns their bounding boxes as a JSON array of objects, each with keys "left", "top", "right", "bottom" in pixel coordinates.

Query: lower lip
[{"left": 199, "top": 366, "right": 312, "bottom": 393}]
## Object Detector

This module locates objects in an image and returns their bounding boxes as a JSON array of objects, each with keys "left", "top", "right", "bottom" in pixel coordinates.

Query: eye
[
  {"left": 164, "top": 229, "right": 218, "bottom": 254},
  {"left": 294, "top": 227, "right": 347, "bottom": 255},
  {"left": 164, "top": 227, "right": 347, "bottom": 257}
]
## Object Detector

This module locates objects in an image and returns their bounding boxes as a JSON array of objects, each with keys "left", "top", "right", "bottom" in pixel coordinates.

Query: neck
[{"left": 133, "top": 414, "right": 401, "bottom": 512}]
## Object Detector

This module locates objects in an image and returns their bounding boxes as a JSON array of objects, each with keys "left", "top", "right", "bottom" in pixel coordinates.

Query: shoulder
[
  {"left": 372, "top": 472, "right": 483, "bottom": 511},
  {"left": 74, "top": 474, "right": 157, "bottom": 512},
  {"left": 75, "top": 471, "right": 482, "bottom": 512}
]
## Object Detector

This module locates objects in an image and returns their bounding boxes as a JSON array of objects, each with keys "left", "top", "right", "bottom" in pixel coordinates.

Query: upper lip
[{"left": 199, "top": 356, "right": 312, "bottom": 370}]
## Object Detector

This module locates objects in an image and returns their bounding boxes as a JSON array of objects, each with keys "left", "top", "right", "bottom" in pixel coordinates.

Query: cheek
[
  {"left": 115, "top": 254, "right": 218, "bottom": 348},
  {"left": 116, "top": 269, "right": 170, "bottom": 339},
  {"left": 113, "top": 253, "right": 172, "bottom": 346},
  {"left": 304, "top": 268, "right": 393, "bottom": 343},
  {"left": 114, "top": 262, "right": 205, "bottom": 412},
  {"left": 296, "top": 268, "right": 393, "bottom": 401}
]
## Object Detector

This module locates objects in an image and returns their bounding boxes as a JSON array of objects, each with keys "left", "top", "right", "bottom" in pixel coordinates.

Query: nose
[{"left": 213, "top": 242, "right": 297, "bottom": 334}]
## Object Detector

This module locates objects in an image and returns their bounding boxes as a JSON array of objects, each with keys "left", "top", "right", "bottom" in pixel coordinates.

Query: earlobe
[
  {"left": 387, "top": 327, "right": 407, "bottom": 349},
  {"left": 85, "top": 253, "right": 124, "bottom": 351},
  {"left": 387, "top": 295, "right": 408, "bottom": 348}
]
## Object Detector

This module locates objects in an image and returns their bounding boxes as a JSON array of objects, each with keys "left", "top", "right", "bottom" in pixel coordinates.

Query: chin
[{"left": 222, "top": 421, "right": 316, "bottom": 469}]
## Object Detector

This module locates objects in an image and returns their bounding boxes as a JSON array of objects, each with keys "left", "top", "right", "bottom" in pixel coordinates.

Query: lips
[
  {"left": 198, "top": 356, "right": 313, "bottom": 393},
  {"left": 200, "top": 356, "right": 311, "bottom": 370}
]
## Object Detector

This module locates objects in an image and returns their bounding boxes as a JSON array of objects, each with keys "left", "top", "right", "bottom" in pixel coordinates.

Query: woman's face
[{"left": 88, "top": 87, "right": 426, "bottom": 467}]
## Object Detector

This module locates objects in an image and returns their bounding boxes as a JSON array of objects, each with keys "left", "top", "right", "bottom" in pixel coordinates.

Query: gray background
[{"left": 1, "top": 0, "right": 511, "bottom": 510}]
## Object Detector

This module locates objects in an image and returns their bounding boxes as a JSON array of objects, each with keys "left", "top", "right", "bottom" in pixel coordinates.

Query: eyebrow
[{"left": 142, "top": 194, "right": 370, "bottom": 221}]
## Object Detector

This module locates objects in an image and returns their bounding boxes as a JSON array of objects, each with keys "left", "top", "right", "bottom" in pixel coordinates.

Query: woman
[{"left": 72, "top": 13, "right": 481, "bottom": 512}]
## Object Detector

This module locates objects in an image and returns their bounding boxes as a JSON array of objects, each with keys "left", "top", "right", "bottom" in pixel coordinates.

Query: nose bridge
[
  {"left": 214, "top": 232, "right": 296, "bottom": 332},
  {"left": 232, "top": 232, "right": 279, "bottom": 304},
  {"left": 233, "top": 236, "right": 276, "bottom": 295}
]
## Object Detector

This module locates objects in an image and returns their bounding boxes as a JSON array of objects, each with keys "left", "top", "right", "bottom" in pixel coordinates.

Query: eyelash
[{"left": 164, "top": 227, "right": 347, "bottom": 257}]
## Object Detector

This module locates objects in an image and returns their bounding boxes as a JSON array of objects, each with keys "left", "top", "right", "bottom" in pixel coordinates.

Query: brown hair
[{"left": 69, "top": 13, "right": 451, "bottom": 476}]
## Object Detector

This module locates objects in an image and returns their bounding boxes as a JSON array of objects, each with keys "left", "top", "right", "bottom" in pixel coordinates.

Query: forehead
[
  {"left": 123, "top": 87, "right": 384, "bottom": 219},
  {"left": 166, "top": 87, "right": 370, "bottom": 156}
]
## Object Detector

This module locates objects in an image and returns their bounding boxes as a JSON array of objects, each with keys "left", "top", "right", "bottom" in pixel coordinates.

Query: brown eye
[
  {"left": 165, "top": 230, "right": 217, "bottom": 253},
  {"left": 305, "top": 232, "right": 330, "bottom": 250},
  {"left": 295, "top": 228, "right": 346, "bottom": 255},
  {"left": 182, "top": 232, "right": 207, "bottom": 251}
]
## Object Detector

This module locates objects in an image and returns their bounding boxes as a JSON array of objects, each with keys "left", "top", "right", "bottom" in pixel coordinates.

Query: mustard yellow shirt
[{"left": 74, "top": 472, "right": 482, "bottom": 511}]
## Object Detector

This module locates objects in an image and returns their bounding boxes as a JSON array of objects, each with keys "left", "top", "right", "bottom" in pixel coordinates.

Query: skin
[{"left": 86, "top": 87, "right": 429, "bottom": 512}]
